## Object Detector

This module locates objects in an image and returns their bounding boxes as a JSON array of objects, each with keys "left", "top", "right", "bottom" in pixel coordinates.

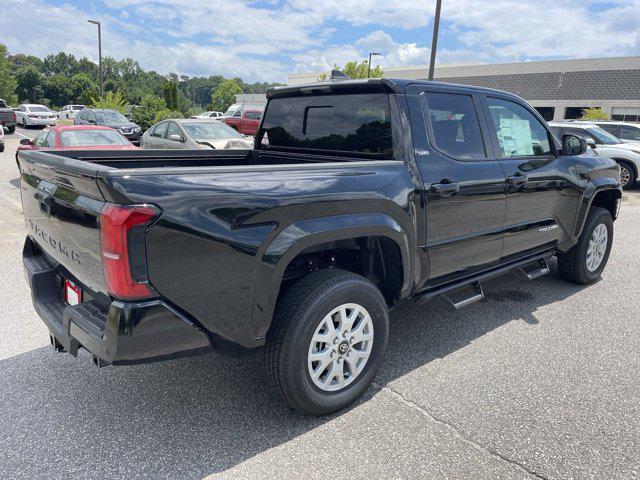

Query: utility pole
[
  {"left": 87, "top": 20, "right": 103, "bottom": 97},
  {"left": 428, "top": 0, "right": 443, "bottom": 81},
  {"left": 368, "top": 52, "right": 381, "bottom": 78}
]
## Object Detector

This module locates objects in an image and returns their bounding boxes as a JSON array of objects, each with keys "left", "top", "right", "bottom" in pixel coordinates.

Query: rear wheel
[
  {"left": 616, "top": 160, "right": 635, "bottom": 189},
  {"left": 265, "top": 269, "right": 389, "bottom": 416},
  {"left": 21, "top": 118, "right": 27, "bottom": 128},
  {"left": 557, "top": 207, "right": 613, "bottom": 284},
  {"left": 7, "top": 125, "right": 15, "bottom": 134}
]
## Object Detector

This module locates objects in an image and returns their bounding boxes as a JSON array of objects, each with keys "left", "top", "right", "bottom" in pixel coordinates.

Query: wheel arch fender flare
[
  {"left": 570, "top": 180, "right": 622, "bottom": 245},
  {"left": 250, "top": 212, "right": 413, "bottom": 342}
]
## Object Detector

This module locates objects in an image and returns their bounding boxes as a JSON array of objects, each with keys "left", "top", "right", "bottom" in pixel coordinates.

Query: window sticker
[{"left": 497, "top": 118, "right": 534, "bottom": 156}]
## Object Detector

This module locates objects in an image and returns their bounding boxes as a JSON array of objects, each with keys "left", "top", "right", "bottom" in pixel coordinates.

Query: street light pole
[
  {"left": 428, "top": 0, "right": 443, "bottom": 81},
  {"left": 87, "top": 20, "right": 103, "bottom": 97},
  {"left": 368, "top": 52, "right": 381, "bottom": 78}
]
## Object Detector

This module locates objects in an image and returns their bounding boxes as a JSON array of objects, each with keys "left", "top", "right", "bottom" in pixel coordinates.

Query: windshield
[
  {"left": 30, "top": 106, "right": 50, "bottom": 113},
  {"left": 95, "top": 110, "right": 128, "bottom": 123},
  {"left": 60, "top": 129, "right": 130, "bottom": 147},
  {"left": 587, "top": 126, "right": 622, "bottom": 144},
  {"left": 224, "top": 105, "right": 241, "bottom": 116},
  {"left": 182, "top": 121, "right": 242, "bottom": 140},
  {"left": 72, "top": 105, "right": 85, "bottom": 110}
]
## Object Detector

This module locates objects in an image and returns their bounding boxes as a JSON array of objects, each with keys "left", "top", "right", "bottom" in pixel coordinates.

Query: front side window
[
  {"left": 487, "top": 97, "right": 552, "bottom": 157},
  {"left": 166, "top": 122, "right": 183, "bottom": 139},
  {"left": 621, "top": 125, "right": 640, "bottom": 141},
  {"left": 424, "top": 92, "right": 486, "bottom": 159},
  {"left": 34, "top": 131, "right": 49, "bottom": 146},
  {"left": 261, "top": 93, "right": 393, "bottom": 158}
]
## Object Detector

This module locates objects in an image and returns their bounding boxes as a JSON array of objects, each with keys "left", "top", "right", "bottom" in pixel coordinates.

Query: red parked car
[
  {"left": 219, "top": 106, "right": 263, "bottom": 136},
  {"left": 16, "top": 125, "right": 138, "bottom": 169}
]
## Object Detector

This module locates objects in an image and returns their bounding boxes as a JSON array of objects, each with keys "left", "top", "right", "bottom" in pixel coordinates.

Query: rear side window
[
  {"left": 487, "top": 97, "right": 552, "bottom": 157},
  {"left": 621, "top": 125, "right": 640, "bottom": 141},
  {"left": 151, "top": 122, "right": 168, "bottom": 138},
  {"left": 260, "top": 93, "right": 393, "bottom": 158},
  {"left": 423, "top": 92, "right": 485, "bottom": 159}
]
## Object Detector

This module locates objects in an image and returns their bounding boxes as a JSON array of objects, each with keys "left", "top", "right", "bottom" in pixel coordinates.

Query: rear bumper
[
  {"left": 25, "top": 118, "right": 57, "bottom": 126},
  {"left": 23, "top": 237, "right": 212, "bottom": 365}
]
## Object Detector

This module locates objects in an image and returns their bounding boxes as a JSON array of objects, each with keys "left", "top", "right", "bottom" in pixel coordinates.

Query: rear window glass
[
  {"left": 260, "top": 93, "right": 393, "bottom": 158},
  {"left": 60, "top": 129, "right": 130, "bottom": 146}
]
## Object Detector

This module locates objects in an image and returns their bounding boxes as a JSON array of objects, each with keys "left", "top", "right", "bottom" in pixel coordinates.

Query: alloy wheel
[
  {"left": 586, "top": 223, "right": 608, "bottom": 272},
  {"left": 307, "top": 303, "right": 374, "bottom": 392}
]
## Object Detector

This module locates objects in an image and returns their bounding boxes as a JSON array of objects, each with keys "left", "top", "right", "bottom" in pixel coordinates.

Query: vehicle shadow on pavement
[{"left": 0, "top": 262, "right": 588, "bottom": 479}]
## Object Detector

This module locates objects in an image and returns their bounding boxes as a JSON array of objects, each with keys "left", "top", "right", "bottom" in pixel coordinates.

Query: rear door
[
  {"left": 408, "top": 84, "right": 507, "bottom": 283},
  {"left": 480, "top": 95, "right": 581, "bottom": 259}
]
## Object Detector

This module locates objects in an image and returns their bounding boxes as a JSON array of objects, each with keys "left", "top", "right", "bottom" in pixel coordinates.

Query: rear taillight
[
  {"left": 99, "top": 203, "right": 160, "bottom": 300},
  {"left": 12, "top": 111, "right": 16, "bottom": 122}
]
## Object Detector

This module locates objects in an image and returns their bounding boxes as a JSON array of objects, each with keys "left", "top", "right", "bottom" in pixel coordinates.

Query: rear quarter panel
[{"left": 105, "top": 161, "right": 418, "bottom": 347}]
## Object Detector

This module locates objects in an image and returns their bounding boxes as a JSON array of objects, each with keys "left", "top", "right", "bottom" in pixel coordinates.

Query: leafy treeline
[{"left": 0, "top": 45, "right": 281, "bottom": 118}]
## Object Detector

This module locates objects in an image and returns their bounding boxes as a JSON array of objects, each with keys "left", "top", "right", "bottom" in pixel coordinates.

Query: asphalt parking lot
[{"left": 1, "top": 134, "right": 639, "bottom": 480}]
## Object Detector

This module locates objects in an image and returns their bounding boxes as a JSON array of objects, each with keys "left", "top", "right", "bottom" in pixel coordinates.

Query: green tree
[
  {"left": 0, "top": 44, "right": 18, "bottom": 104},
  {"left": 210, "top": 79, "right": 242, "bottom": 112},
  {"left": 163, "top": 81, "right": 179, "bottom": 110},
  {"left": 42, "top": 74, "right": 72, "bottom": 107},
  {"left": 153, "top": 108, "right": 183, "bottom": 124},
  {"left": 90, "top": 90, "right": 127, "bottom": 113},
  {"left": 70, "top": 73, "right": 98, "bottom": 104},
  {"left": 43, "top": 52, "right": 79, "bottom": 77},
  {"left": 581, "top": 108, "right": 609, "bottom": 121},
  {"left": 131, "top": 94, "right": 167, "bottom": 130},
  {"left": 15, "top": 65, "right": 42, "bottom": 102},
  {"left": 318, "top": 60, "right": 383, "bottom": 81}
]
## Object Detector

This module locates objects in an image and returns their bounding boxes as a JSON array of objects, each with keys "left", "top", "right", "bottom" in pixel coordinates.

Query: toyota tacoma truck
[{"left": 18, "top": 78, "right": 622, "bottom": 415}]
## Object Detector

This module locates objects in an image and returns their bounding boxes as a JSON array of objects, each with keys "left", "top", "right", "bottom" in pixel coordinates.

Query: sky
[{"left": 1, "top": 0, "right": 639, "bottom": 83}]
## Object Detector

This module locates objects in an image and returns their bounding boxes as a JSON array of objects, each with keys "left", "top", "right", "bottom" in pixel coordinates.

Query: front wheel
[
  {"left": 265, "top": 269, "right": 389, "bottom": 416},
  {"left": 557, "top": 207, "right": 613, "bottom": 284},
  {"left": 616, "top": 161, "right": 635, "bottom": 190}
]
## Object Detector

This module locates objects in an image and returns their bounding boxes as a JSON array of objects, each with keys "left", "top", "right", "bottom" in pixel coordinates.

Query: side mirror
[
  {"left": 585, "top": 138, "right": 597, "bottom": 148},
  {"left": 168, "top": 134, "right": 183, "bottom": 142},
  {"left": 562, "top": 134, "right": 586, "bottom": 156},
  {"left": 19, "top": 138, "right": 32, "bottom": 145}
]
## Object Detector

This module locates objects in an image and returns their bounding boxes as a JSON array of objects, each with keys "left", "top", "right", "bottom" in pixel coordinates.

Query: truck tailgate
[{"left": 20, "top": 153, "right": 108, "bottom": 295}]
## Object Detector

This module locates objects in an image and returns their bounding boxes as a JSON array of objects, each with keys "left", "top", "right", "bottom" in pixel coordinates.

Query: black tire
[
  {"left": 616, "top": 160, "right": 636, "bottom": 190},
  {"left": 265, "top": 269, "right": 389, "bottom": 416},
  {"left": 557, "top": 207, "right": 613, "bottom": 285},
  {"left": 0, "top": 145, "right": 4, "bottom": 153},
  {"left": 7, "top": 125, "right": 15, "bottom": 134},
  {"left": 21, "top": 118, "right": 27, "bottom": 129}
]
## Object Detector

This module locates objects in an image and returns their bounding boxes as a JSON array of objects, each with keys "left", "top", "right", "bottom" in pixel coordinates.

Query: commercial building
[{"left": 288, "top": 57, "right": 640, "bottom": 121}]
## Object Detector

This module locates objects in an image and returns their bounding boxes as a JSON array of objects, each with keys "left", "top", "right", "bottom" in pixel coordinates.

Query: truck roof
[{"left": 267, "top": 77, "right": 523, "bottom": 100}]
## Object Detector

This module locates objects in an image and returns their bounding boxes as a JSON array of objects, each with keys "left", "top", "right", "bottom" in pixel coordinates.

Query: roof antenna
[{"left": 329, "top": 70, "right": 350, "bottom": 81}]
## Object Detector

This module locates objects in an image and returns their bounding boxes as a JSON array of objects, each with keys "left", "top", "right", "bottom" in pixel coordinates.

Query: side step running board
[
  {"left": 517, "top": 258, "right": 550, "bottom": 280},
  {"left": 441, "top": 281, "right": 484, "bottom": 310}
]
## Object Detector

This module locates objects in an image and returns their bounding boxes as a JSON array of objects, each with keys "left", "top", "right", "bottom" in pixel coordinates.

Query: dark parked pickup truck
[
  {"left": 0, "top": 98, "right": 17, "bottom": 133},
  {"left": 18, "top": 78, "right": 622, "bottom": 415}
]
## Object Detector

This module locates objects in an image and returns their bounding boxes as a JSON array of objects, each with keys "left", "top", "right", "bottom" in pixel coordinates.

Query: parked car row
[{"left": 549, "top": 121, "right": 640, "bottom": 189}]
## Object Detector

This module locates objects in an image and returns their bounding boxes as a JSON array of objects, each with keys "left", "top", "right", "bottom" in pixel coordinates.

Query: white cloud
[{"left": 0, "top": 0, "right": 638, "bottom": 82}]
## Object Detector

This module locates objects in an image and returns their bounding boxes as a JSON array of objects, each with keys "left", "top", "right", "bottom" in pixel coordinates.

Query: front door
[
  {"left": 408, "top": 85, "right": 507, "bottom": 285},
  {"left": 480, "top": 95, "right": 581, "bottom": 260}
]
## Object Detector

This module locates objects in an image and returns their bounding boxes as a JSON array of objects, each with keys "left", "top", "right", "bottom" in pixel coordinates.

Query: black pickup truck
[{"left": 19, "top": 78, "right": 622, "bottom": 415}]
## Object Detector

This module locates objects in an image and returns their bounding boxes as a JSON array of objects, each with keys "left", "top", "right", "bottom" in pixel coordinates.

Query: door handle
[
  {"left": 506, "top": 173, "right": 528, "bottom": 186},
  {"left": 430, "top": 181, "right": 460, "bottom": 196}
]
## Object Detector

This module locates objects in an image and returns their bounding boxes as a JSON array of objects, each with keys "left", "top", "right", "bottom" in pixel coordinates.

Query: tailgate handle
[{"left": 34, "top": 191, "right": 54, "bottom": 207}]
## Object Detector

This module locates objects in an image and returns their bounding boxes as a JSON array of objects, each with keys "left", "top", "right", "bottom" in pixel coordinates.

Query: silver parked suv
[{"left": 592, "top": 121, "right": 640, "bottom": 143}]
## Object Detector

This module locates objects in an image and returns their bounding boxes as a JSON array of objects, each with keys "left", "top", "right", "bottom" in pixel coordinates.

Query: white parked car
[
  {"left": 190, "top": 111, "right": 223, "bottom": 119},
  {"left": 550, "top": 121, "right": 640, "bottom": 189},
  {"left": 15, "top": 104, "right": 57, "bottom": 128},
  {"left": 58, "top": 104, "right": 86, "bottom": 120}
]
